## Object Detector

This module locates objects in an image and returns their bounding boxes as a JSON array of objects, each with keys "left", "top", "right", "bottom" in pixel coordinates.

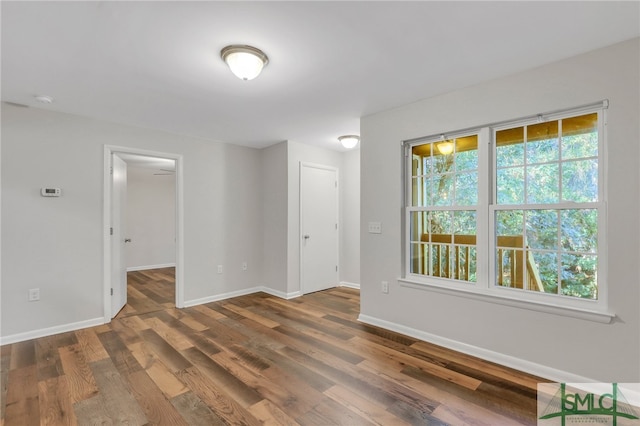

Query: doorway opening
[{"left": 103, "top": 146, "right": 184, "bottom": 322}]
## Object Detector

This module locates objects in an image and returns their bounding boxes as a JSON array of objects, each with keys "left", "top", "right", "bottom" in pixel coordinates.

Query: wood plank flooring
[{"left": 1, "top": 268, "right": 547, "bottom": 425}]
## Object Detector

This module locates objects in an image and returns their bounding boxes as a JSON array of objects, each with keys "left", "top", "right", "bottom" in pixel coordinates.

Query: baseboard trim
[
  {"left": 183, "top": 285, "right": 302, "bottom": 308},
  {"left": 0, "top": 317, "right": 106, "bottom": 345},
  {"left": 260, "top": 287, "right": 301, "bottom": 300},
  {"left": 340, "top": 281, "right": 360, "bottom": 289},
  {"left": 183, "top": 287, "right": 262, "bottom": 307},
  {"left": 357, "top": 313, "right": 596, "bottom": 384},
  {"left": 127, "top": 263, "right": 176, "bottom": 272}
]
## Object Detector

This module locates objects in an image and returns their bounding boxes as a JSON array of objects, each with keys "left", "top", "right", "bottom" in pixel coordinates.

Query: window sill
[{"left": 398, "top": 277, "right": 615, "bottom": 324}]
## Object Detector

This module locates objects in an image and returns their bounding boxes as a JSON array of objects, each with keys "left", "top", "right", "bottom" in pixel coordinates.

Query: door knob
[
  {"left": 303, "top": 235, "right": 310, "bottom": 240},
  {"left": 124, "top": 238, "right": 132, "bottom": 243}
]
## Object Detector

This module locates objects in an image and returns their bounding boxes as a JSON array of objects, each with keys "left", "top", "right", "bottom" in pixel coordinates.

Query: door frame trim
[
  {"left": 299, "top": 162, "right": 339, "bottom": 295},
  {"left": 103, "top": 145, "right": 185, "bottom": 322}
]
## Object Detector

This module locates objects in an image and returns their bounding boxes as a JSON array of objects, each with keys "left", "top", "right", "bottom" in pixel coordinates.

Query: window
[
  {"left": 494, "top": 113, "right": 600, "bottom": 299},
  {"left": 403, "top": 104, "right": 608, "bottom": 318},
  {"left": 409, "top": 135, "right": 479, "bottom": 281}
]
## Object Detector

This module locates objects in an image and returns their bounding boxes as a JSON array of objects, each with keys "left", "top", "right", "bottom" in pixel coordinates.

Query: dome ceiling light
[
  {"left": 220, "top": 45, "right": 269, "bottom": 81},
  {"left": 35, "top": 95, "right": 54, "bottom": 104},
  {"left": 338, "top": 135, "right": 360, "bottom": 149}
]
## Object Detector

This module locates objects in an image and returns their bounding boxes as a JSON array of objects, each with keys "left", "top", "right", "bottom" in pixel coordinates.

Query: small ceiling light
[
  {"left": 35, "top": 95, "right": 54, "bottom": 104},
  {"left": 221, "top": 45, "right": 269, "bottom": 81},
  {"left": 338, "top": 135, "right": 360, "bottom": 149}
]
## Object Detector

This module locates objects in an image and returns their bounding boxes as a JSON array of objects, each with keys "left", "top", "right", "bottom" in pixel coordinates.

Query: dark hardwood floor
[{"left": 1, "top": 268, "right": 546, "bottom": 425}]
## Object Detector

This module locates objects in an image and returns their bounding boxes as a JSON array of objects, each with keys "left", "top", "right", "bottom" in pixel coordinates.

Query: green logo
[{"left": 539, "top": 383, "right": 639, "bottom": 425}]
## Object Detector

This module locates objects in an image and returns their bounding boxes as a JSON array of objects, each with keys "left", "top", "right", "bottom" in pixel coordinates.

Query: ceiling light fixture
[
  {"left": 35, "top": 95, "right": 54, "bottom": 104},
  {"left": 221, "top": 45, "right": 269, "bottom": 81},
  {"left": 338, "top": 135, "right": 360, "bottom": 149}
]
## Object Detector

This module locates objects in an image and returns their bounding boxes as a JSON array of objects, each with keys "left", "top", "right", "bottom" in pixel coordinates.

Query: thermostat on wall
[{"left": 41, "top": 188, "right": 61, "bottom": 197}]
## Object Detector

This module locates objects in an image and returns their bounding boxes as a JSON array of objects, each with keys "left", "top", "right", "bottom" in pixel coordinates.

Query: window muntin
[
  {"left": 409, "top": 135, "right": 479, "bottom": 282},
  {"left": 493, "top": 112, "right": 600, "bottom": 300}
]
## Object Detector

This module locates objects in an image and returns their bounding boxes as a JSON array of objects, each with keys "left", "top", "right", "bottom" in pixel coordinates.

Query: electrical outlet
[
  {"left": 242, "top": 262, "right": 248, "bottom": 271},
  {"left": 381, "top": 281, "right": 389, "bottom": 294},
  {"left": 368, "top": 222, "right": 382, "bottom": 234},
  {"left": 217, "top": 265, "right": 223, "bottom": 274},
  {"left": 28, "top": 288, "right": 40, "bottom": 301}
]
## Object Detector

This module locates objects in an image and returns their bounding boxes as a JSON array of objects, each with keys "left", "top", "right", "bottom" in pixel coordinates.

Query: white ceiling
[{"left": 2, "top": 1, "right": 639, "bottom": 151}]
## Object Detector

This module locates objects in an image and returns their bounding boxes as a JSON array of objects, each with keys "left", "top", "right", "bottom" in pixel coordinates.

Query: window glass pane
[
  {"left": 433, "top": 174, "right": 454, "bottom": 206},
  {"left": 497, "top": 167, "right": 524, "bottom": 204},
  {"left": 432, "top": 244, "right": 450, "bottom": 278},
  {"left": 454, "top": 211, "right": 476, "bottom": 236},
  {"left": 467, "top": 247, "right": 477, "bottom": 282},
  {"left": 496, "top": 248, "right": 524, "bottom": 288},
  {"left": 561, "top": 253, "right": 597, "bottom": 299},
  {"left": 529, "top": 251, "right": 558, "bottom": 294},
  {"left": 561, "top": 209, "right": 597, "bottom": 253},
  {"left": 410, "top": 211, "right": 425, "bottom": 242},
  {"left": 452, "top": 211, "right": 476, "bottom": 283},
  {"left": 562, "top": 159, "right": 598, "bottom": 202},
  {"left": 410, "top": 243, "right": 428, "bottom": 275},
  {"left": 455, "top": 172, "right": 478, "bottom": 205},
  {"left": 496, "top": 210, "right": 524, "bottom": 238},
  {"left": 412, "top": 177, "right": 431, "bottom": 206},
  {"left": 455, "top": 135, "right": 478, "bottom": 171},
  {"left": 412, "top": 136, "right": 478, "bottom": 210},
  {"left": 413, "top": 210, "right": 476, "bottom": 283},
  {"left": 430, "top": 210, "right": 452, "bottom": 236},
  {"left": 411, "top": 156, "right": 421, "bottom": 177},
  {"left": 496, "top": 208, "right": 525, "bottom": 288},
  {"left": 526, "top": 210, "right": 558, "bottom": 250},
  {"left": 434, "top": 147, "right": 454, "bottom": 174},
  {"left": 527, "top": 121, "right": 559, "bottom": 164},
  {"left": 527, "top": 164, "right": 559, "bottom": 204},
  {"left": 411, "top": 145, "right": 432, "bottom": 176},
  {"left": 496, "top": 127, "right": 524, "bottom": 167},
  {"left": 562, "top": 113, "right": 598, "bottom": 160}
]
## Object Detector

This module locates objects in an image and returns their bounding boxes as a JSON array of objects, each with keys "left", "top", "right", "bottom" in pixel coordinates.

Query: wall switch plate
[
  {"left": 381, "top": 281, "right": 389, "bottom": 294},
  {"left": 368, "top": 222, "right": 382, "bottom": 234},
  {"left": 217, "top": 265, "right": 223, "bottom": 274},
  {"left": 28, "top": 288, "right": 40, "bottom": 301}
]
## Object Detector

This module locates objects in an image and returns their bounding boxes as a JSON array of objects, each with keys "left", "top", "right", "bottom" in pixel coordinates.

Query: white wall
[
  {"left": 261, "top": 141, "right": 288, "bottom": 295},
  {"left": 1, "top": 106, "right": 264, "bottom": 340},
  {"left": 360, "top": 38, "right": 640, "bottom": 382},
  {"left": 126, "top": 166, "right": 176, "bottom": 270},
  {"left": 341, "top": 148, "right": 360, "bottom": 286}
]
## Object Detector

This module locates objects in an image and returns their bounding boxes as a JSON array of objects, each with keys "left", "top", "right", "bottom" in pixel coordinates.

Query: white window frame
[
  {"left": 400, "top": 101, "right": 614, "bottom": 323},
  {"left": 404, "top": 128, "right": 489, "bottom": 291}
]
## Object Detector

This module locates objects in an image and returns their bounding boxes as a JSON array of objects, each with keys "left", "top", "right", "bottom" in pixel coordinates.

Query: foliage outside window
[{"left": 405, "top": 106, "right": 605, "bottom": 310}]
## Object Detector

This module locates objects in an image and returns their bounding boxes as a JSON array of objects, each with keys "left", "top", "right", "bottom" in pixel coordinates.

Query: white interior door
[
  {"left": 300, "top": 163, "right": 338, "bottom": 294},
  {"left": 111, "top": 154, "right": 128, "bottom": 317}
]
